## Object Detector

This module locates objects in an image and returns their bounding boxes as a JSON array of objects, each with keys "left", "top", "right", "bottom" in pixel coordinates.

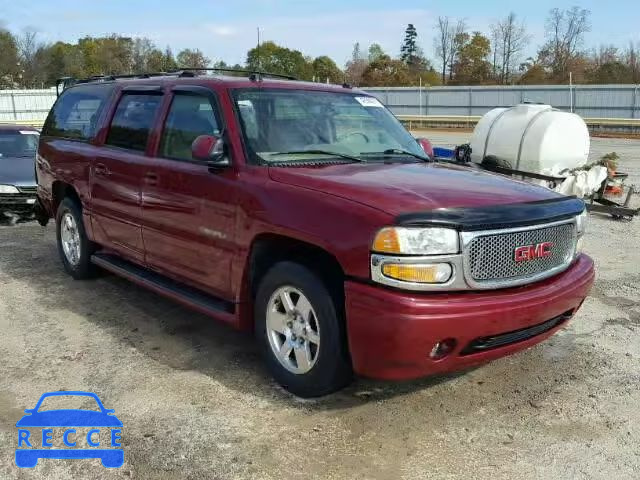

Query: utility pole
[{"left": 257, "top": 27, "right": 261, "bottom": 70}]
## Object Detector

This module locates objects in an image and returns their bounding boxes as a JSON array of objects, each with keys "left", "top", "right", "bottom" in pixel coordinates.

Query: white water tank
[{"left": 469, "top": 104, "right": 590, "bottom": 173}]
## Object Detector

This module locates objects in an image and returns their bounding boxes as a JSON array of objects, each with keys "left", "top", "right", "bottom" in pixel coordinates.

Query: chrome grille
[
  {"left": 17, "top": 186, "right": 37, "bottom": 194},
  {"left": 467, "top": 222, "right": 576, "bottom": 284}
]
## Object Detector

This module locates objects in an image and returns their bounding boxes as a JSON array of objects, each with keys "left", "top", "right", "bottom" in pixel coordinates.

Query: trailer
[{"left": 433, "top": 145, "right": 639, "bottom": 221}]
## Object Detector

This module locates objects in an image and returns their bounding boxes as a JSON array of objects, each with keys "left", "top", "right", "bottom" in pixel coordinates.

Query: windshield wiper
[
  {"left": 268, "top": 149, "right": 364, "bottom": 163},
  {"left": 363, "top": 149, "right": 432, "bottom": 163}
]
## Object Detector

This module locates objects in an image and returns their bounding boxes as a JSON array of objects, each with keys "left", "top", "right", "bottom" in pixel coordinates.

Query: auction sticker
[{"left": 355, "top": 96, "right": 384, "bottom": 108}]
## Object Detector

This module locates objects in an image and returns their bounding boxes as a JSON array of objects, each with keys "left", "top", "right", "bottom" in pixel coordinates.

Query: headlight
[
  {"left": 372, "top": 227, "right": 459, "bottom": 255},
  {"left": 0, "top": 185, "right": 19, "bottom": 194}
]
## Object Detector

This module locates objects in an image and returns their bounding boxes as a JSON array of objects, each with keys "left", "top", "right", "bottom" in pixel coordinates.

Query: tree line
[{"left": 1, "top": 7, "right": 639, "bottom": 89}]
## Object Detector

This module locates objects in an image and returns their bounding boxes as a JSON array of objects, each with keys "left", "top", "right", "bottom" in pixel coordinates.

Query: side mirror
[
  {"left": 191, "top": 134, "right": 229, "bottom": 168},
  {"left": 416, "top": 138, "right": 434, "bottom": 158}
]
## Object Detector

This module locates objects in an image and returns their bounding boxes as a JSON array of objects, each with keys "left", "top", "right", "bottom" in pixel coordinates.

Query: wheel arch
[
  {"left": 238, "top": 232, "right": 347, "bottom": 330},
  {"left": 51, "top": 181, "right": 81, "bottom": 213}
]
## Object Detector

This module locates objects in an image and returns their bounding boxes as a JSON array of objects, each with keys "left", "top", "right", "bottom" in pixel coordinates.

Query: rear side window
[
  {"left": 42, "top": 85, "right": 113, "bottom": 140},
  {"left": 106, "top": 93, "right": 162, "bottom": 152},
  {"left": 159, "top": 93, "right": 221, "bottom": 161}
]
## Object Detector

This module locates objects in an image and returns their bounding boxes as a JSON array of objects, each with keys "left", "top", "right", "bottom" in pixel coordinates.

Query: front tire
[
  {"left": 255, "top": 262, "right": 352, "bottom": 397},
  {"left": 56, "top": 197, "right": 96, "bottom": 280}
]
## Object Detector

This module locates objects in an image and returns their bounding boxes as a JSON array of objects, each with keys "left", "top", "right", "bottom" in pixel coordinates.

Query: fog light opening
[{"left": 430, "top": 338, "right": 457, "bottom": 360}]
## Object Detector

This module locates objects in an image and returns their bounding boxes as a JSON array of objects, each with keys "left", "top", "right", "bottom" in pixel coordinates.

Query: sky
[{"left": 1, "top": 0, "right": 639, "bottom": 68}]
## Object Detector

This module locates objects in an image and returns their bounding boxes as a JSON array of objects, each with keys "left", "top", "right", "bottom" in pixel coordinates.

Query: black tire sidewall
[
  {"left": 56, "top": 197, "right": 95, "bottom": 279},
  {"left": 255, "top": 261, "right": 351, "bottom": 397}
]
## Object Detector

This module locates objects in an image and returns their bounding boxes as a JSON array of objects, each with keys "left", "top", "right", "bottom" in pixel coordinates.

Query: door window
[
  {"left": 159, "top": 93, "right": 221, "bottom": 161},
  {"left": 105, "top": 93, "right": 162, "bottom": 152}
]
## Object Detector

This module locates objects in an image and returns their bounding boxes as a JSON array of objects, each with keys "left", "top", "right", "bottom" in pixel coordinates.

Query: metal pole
[
  {"left": 256, "top": 27, "right": 261, "bottom": 70},
  {"left": 569, "top": 72, "right": 573, "bottom": 113},
  {"left": 419, "top": 77, "right": 422, "bottom": 116},
  {"left": 10, "top": 93, "right": 17, "bottom": 120}
]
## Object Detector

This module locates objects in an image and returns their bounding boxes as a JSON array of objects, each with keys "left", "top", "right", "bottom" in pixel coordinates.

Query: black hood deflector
[{"left": 395, "top": 197, "right": 585, "bottom": 231}]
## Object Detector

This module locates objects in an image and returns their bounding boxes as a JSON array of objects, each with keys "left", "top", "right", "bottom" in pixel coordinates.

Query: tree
[
  {"left": 434, "top": 17, "right": 453, "bottom": 84},
  {"left": 518, "top": 64, "right": 547, "bottom": 84},
  {"left": 360, "top": 55, "right": 412, "bottom": 86},
  {"left": 246, "top": 41, "right": 313, "bottom": 80},
  {"left": 368, "top": 43, "right": 385, "bottom": 63},
  {"left": 400, "top": 24, "right": 418, "bottom": 64},
  {"left": 451, "top": 32, "right": 492, "bottom": 85},
  {"left": 312, "top": 56, "right": 342, "bottom": 83},
  {"left": 176, "top": 48, "right": 210, "bottom": 69},
  {"left": 132, "top": 37, "right": 155, "bottom": 72},
  {"left": 434, "top": 17, "right": 467, "bottom": 84},
  {"left": 540, "top": 7, "right": 591, "bottom": 81},
  {"left": 345, "top": 42, "right": 368, "bottom": 85},
  {"left": 163, "top": 46, "right": 178, "bottom": 71},
  {"left": 0, "top": 29, "right": 20, "bottom": 87},
  {"left": 16, "top": 29, "right": 49, "bottom": 87},
  {"left": 491, "top": 12, "right": 530, "bottom": 84},
  {"left": 449, "top": 22, "right": 468, "bottom": 80},
  {"left": 625, "top": 42, "right": 640, "bottom": 83},
  {"left": 588, "top": 62, "right": 631, "bottom": 84}
]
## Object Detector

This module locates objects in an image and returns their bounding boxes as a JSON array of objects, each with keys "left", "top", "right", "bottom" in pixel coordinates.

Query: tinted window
[
  {"left": 42, "top": 85, "right": 113, "bottom": 140},
  {"left": 106, "top": 93, "right": 162, "bottom": 152},
  {"left": 159, "top": 93, "right": 220, "bottom": 161}
]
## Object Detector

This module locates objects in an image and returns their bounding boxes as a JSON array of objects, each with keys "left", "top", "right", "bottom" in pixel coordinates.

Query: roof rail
[
  {"left": 55, "top": 68, "right": 298, "bottom": 96},
  {"left": 174, "top": 67, "right": 298, "bottom": 81},
  {"left": 55, "top": 72, "right": 186, "bottom": 96}
]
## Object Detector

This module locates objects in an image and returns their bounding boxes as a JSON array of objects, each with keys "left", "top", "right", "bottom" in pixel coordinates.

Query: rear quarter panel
[{"left": 37, "top": 139, "right": 98, "bottom": 236}]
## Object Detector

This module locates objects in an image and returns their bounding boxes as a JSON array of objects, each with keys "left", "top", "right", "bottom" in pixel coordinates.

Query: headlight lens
[
  {"left": 0, "top": 185, "right": 19, "bottom": 194},
  {"left": 381, "top": 263, "right": 453, "bottom": 284},
  {"left": 372, "top": 227, "right": 459, "bottom": 255}
]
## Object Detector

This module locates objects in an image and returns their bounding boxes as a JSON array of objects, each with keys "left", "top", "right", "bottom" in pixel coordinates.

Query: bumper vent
[{"left": 460, "top": 310, "right": 574, "bottom": 355}]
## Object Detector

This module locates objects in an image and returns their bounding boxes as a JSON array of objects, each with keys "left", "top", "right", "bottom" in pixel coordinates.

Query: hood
[
  {"left": 0, "top": 155, "right": 36, "bottom": 187},
  {"left": 268, "top": 162, "right": 562, "bottom": 216}
]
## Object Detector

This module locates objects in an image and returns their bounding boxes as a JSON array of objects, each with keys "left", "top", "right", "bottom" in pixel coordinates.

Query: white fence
[
  {"left": 2, "top": 85, "right": 640, "bottom": 128},
  {"left": 0, "top": 89, "right": 57, "bottom": 124},
  {"left": 362, "top": 84, "right": 640, "bottom": 118}
]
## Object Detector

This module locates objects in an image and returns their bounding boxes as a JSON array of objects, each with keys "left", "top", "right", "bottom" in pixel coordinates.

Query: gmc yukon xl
[{"left": 35, "top": 71, "right": 594, "bottom": 397}]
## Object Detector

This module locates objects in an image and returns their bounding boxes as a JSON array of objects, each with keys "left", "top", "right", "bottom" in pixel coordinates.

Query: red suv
[{"left": 36, "top": 70, "right": 594, "bottom": 397}]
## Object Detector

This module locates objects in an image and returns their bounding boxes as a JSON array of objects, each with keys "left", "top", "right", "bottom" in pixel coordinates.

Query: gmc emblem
[{"left": 514, "top": 242, "right": 553, "bottom": 262}]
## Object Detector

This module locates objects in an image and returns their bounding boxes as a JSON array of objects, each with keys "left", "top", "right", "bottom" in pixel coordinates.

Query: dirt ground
[{"left": 0, "top": 133, "right": 639, "bottom": 479}]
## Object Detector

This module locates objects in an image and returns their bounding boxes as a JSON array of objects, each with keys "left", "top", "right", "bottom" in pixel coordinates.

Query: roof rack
[
  {"left": 174, "top": 68, "right": 298, "bottom": 81},
  {"left": 55, "top": 68, "right": 299, "bottom": 96}
]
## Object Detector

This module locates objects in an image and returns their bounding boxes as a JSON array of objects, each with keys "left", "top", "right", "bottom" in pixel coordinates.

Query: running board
[{"left": 91, "top": 253, "right": 236, "bottom": 320}]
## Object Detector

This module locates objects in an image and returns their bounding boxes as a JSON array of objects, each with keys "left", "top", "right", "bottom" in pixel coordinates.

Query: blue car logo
[{"left": 15, "top": 391, "right": 123, "bottom": 468}]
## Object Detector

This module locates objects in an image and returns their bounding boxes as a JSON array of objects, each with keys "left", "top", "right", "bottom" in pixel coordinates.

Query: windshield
[
  {"left": 0, "top": 131, "right": 39, "bottom": 158},
  {"left": 233, "top": 89, "right": 425, "bottom": 163}
]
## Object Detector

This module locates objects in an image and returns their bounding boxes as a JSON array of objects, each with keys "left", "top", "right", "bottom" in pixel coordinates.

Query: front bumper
[
  {"left": 345, "top": 254, "right": 594, "bottom": 380},
  {"left": 0, "top": 192, "right": 37, "bottom": 215}
]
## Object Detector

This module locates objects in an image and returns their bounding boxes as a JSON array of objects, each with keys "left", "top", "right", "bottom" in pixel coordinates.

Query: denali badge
[{"left": 514, "top": 242, "right": 553, "bottom": 262}]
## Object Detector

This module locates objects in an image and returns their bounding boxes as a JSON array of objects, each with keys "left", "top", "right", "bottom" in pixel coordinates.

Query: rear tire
[
  {"left": 56, "top": 197, "right": 97, "bottom": 280},
  {"left": 255, "top": 261, "right": 352, "bottom": 397}
]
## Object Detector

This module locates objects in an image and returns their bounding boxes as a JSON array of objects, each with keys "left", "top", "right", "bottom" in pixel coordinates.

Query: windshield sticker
[
  {"left": 19, "top": 131, "right": 39, "bottom": 135},
  {"left": 355, "top": 96, "right": 384, "bottom": 108}
]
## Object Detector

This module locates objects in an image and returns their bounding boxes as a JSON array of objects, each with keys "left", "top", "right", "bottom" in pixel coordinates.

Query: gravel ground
[{"left": 0, "top": 133, "right": 639, "bottom": 479}]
